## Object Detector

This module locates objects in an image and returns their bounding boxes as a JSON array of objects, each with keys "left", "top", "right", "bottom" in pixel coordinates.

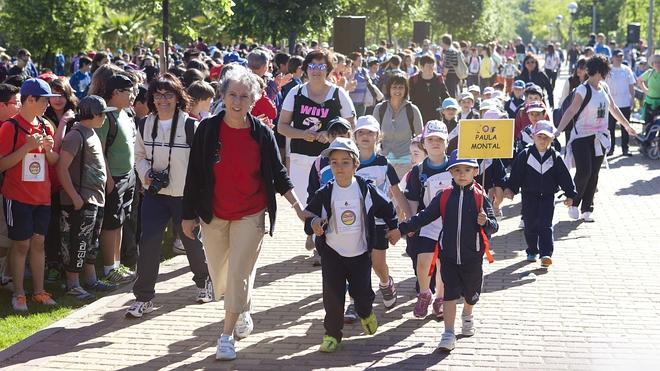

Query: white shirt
[
  {"left": 544, "top": 52, "right": 560, "bottom": 71},
  {"left": 325, "top": 178, "right": 368, "bottom": 257},
  {"left": 281, "top": 83, "right": 355, "bottom": 118},
  {"left": 605, "top": 65, "right": 635, "bottom": 108},
  {"left": 574, "top": 83, "right": 610, "bottom": 136}
]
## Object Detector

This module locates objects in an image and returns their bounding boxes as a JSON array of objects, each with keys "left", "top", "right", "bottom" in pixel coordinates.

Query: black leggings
[
  {"left": 545, "top": 69, "right": 558, "bottom": 91},
  {"left": 572, "top": 135, "right": 604, "bottom": 213}
]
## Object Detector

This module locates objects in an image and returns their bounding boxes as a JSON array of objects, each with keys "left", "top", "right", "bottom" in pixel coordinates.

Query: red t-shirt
[
  {"left": 0, "top": 114, "right": 54, "bottom": 205},
  {"left": 213, "top": 120, "right": 267, "bottom": 220},
  {"left": 250, "top": 92, "right": 277, "bottom": 126}
]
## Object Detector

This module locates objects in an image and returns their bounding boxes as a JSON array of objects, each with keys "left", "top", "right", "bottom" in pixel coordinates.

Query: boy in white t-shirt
[{"left": 304, "top": 138, "right": 399, "bottom": 353}]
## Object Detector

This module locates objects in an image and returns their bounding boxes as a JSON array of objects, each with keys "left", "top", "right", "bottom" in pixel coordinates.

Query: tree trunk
[
  {"left": 288, "top": 30, "right": 298, "bottom": 55},
  {"left": 384, "top": 0, "right": 393, "bottom": 46}
]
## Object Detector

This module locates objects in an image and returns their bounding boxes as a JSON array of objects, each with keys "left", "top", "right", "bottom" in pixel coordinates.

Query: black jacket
[
  {"left": 304, "top": 176, "right": 397, "bottom": 251},
  {"left": 182, "top": 111, "right": 293, "bottom": 236},
  {"left": 506, "top": 146, "right": 577, "bottom": 198},
  {"left": 399, "top": 181, "right": 498, "bottom": 265},
  {"left": 517, "top": 69, "right": 554, "bottom": 108}
]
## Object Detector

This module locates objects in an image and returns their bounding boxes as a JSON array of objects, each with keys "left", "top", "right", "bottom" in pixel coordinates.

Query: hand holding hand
[
  {"left": 386, "top": 229, "right": 401, "bottom": 245},
  {"left": 181, "top": 219, "right": 199, "bottom": 240},
  {"left": 563, "top": 198, "right": 573, "bottom": 207}
]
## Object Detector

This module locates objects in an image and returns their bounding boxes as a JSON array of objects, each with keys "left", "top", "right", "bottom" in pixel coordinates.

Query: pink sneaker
[
  {"left": 432, "top": 297, "right": 444, "bottom": 319},
  {"left": 413, "top": 291, "right": 432, "bottom": 318}
]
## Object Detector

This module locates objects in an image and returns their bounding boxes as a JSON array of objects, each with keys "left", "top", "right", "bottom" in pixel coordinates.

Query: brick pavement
[{"left": 2, "top": 73, "right": 660, "bottom": 370}]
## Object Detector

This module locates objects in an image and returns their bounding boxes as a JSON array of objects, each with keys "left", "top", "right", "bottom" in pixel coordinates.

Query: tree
[
  {"left": 99, "top": 9, "right": 159, "bottom": 51},
  {"left": 0, "top": 0, "right": 102, "bottom": 64},
  {"left": 429, "top": 0, "right": 483, "bottom": 41}
]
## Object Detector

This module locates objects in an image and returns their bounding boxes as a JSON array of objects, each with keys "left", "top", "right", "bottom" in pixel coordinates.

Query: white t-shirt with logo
[
  {"left": 605, "top": 65, "right": 635, "bottom": 108},
  {"left": 574, "top": 83, "right": 610, "bottom": 135},
  {"left": 325, "top": 177, "right": 368, "bottom": 257}
]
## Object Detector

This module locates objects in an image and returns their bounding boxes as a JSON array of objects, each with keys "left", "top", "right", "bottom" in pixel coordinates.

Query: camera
[{"left": 147, "top": 169, "right": 170, "bottom": 194}]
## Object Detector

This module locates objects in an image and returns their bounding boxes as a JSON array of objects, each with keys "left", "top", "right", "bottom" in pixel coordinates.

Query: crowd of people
[{"left": 0, "top": 31, "right": 658, "bottom": 360}]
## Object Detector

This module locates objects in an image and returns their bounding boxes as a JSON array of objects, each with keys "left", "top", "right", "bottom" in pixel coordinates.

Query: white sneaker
[
  {"left": 172, "top": 239, "right": 186, "bottom": 255},
  {"left": 125, "top": 300, "right": 154, "bottom": 318},
  {"left": 437, "top": 331, "right": 456, "bottom": 351},
  {"left": 216, "top": 335, "right": 236, "bottom": 360},
  {"left": 581, "top": 212, "right": 594, "bottom": 222},
  {"left": 568, "top": 206, "right": 580, "bottom": 220},
  {"left": 196, "top": 278, "right": 214, "bottom": 303},
  {"left": 234, "top": 311, "right": 254, "bottom": 339},
  {"left": 461, "top": 315, "right": 475, "bottom": 336},
  {"left": 518, "top": 219, "right": 525, "bottom": 229}
]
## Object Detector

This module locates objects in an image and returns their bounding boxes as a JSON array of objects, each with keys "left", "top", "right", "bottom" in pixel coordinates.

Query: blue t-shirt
[{"left": 69, "top": 71, "right": 91, "bottom": 99}]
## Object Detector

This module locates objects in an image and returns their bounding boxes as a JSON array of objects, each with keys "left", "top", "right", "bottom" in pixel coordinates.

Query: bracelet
[{"left": 291, "top": 201, "right": 300, "bottom": 209}]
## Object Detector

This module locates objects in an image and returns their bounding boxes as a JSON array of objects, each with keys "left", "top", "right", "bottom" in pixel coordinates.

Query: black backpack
[
  {"left": 377, "top": 102, "right": 416, "bottom": 139},
  {"left": 554, "top": 81, "right": 592, "bottom": 133}
]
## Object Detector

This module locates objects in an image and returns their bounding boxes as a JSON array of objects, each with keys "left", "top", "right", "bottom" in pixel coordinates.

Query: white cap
[{"left": 355, "top": 115, "right": 380, "bottom": 132}]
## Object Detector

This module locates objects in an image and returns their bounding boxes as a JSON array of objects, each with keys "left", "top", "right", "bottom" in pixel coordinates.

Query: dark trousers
[
  {"left": 318, "top": 242, "right": 374, "bottom": 342},
  {"left": 132, "top": 192, "right": 208, "bottom": 302},
  {"left": 545, "top": 68, "right": 558, "bottom": 90},
  {"left": 608, "top": 106, "right": 631, "bottom": 154},
  {"left": 445, "top": 72, "right": 460, "bottom": 98},
  {"left": 405, "top": 237, "right": 437, "bottom": 294},
  {"left": 121, "top": 172, "right": 141, "bottom": 268},
  {"left": 60, "top": 204, "right": 103, "bottom": 273},
  {"left": 467, "top": 74, "right": 479, "bottom": 88},
  {"left": 521, "top": 193, "right": 555, "bottom": 257},
  {"left": 572, "top": 136, "right": 604, "bottom": 213},
  {"left": 479, "top": 76, "right": 494, "bottom": 91}
]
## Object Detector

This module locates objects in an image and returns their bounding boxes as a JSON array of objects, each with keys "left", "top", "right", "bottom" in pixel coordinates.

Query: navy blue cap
[
  {"left": 20, "top": 78, "right": 60, "bottom": 97},
  {"left": 513, "top": 80, "right": 525, "bottom": 89},
  {"left": 447, "top": 149, "right": 478, "bottom": 170}
]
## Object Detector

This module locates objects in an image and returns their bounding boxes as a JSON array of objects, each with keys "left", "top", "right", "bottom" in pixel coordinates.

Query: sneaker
[
  {"left": 432, "top": 297, "right": 444, "bottom": 319},
  {"left": 172, "top": 239, "right": 186, "bottom": 255},
  {"left": 462, "top": 315, "right": 475, "bottom": 336},
  {"left": 118, "top": 264, "right": 136, "bottom": 277},
  {"left": 360, "top": 312, "right": 378, "bottom": 335},
  {"left": 413, "top": 291, "right": 432, "bottom": 318},
  {"left": 66, "top": 286, "right": 95, "bottom": 301},
  {"left": 45, "top": 266, "right": 61, "bottom": 283},
  {"left": 540, "top": 256, "right": 553, "bottom": 268},
  {"left": 32, "top": 291, "right": 57, "bottom": 306},
  {"left": 11, "top": 294, "right": 28, "bottom": 312},
  {"left": 233, "top": 311, "right": 254, "bottom": 339},
  {"left": 1, "top": 277, "right": 14, "bottom": 292},
  {"left": 518, "top": 219, "right": 525, "bottom": 229},
  {"left": 581, "top": 212, "right": 594, "bottom": 222},
  {"left": 216, "top": 335, "right": 236, "bottom": 360},
  {"left": 125, "top": 300, "right": 154, "bottom": 318},
  {"left": 568, "top": 206, "right": 580, "bottom": 220},
  {"left": 319, "top": 335, "right": 339, "bottom": 353},
  {"left": 379, "top": 276, "right": 397, "bottom": 309},
  {"left": 344, "top": 303, "right": 358, "bottom": 324},
  {"left": 197, "top": 278, "right": 214, "bottom": 304},
  {"left": 104, "top": 267, "right": 135, "bottom": 284},
  {"left": 305, "top": 235, "right": 315, "bottom": 251},
  {"left": 526, "top": 253, "right": 538, "bottom": 262},
  {"left": 437, "top": 331, "right": 456, "bottom": 351},
  {"left": 84, "top": 279, "right": 118, "bottom": 292},
  {"left": 312, "top": 249, "right": 322, "bottom": 267}
]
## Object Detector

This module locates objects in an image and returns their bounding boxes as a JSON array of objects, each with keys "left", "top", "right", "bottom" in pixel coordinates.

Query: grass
[{"left": 0, "top": 226, "right": 176, "bottom": 351}]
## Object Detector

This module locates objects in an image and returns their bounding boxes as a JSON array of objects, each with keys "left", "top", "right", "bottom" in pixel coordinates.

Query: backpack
[
  {"left": 427, "top": 182, "right": 494, "bottom": 276},
  {"left": 554, "top": 81, "right": 592, "bottom": 133},
  {"left": 137, "top": 116, "right": 196, "bottom": 147},
  {"left": 104, "top": 111, "right": 119, "bottom": 154},
  {"left": 377, "top": 102, "right": 416, "bottom": 138},
  {"left": 455, "top": 52, "right": 469, "bottom": 80}
]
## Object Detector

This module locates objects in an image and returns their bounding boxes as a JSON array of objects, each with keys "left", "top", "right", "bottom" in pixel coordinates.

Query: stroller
[{"left": 637, "top": 107, "right": 660, "bottom": 160}]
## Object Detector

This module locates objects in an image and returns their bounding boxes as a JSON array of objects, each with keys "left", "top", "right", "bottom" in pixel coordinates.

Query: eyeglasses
[
  {"left": 153, "top": 93, "right": 176, "bottom": 100},
  {"left": 307, "top": 63, "right": 327, "bottom": 71}
]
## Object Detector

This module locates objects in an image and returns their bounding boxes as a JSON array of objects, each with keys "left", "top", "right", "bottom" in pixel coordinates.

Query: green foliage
[
  {"left": 99, "top": 9, "right": 159, "bottom": 51},
  {"left": 0, "top": 0, "right": 102, "bottom": 60}
]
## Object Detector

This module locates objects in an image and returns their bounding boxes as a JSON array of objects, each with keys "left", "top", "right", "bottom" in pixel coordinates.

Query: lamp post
[
  {"left": 555, "top": 15, "right": 564, "bottom": 43},
  {"left": 568, "top": 2, "right": 578, "bottom": 46}
]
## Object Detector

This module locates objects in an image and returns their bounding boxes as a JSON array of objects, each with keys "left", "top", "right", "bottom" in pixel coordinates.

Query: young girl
[
  {"left": 405, "top": 120, "right": 453, "bottom": 319},
  {"left": 354, "top": 115, "right": 411, "bottom": 310},
  {"left": 305, "top": 138, "right": 399, "bottom": 353},
  {"left": 440, "top": 98, "right": 460, "bottom": 153}
]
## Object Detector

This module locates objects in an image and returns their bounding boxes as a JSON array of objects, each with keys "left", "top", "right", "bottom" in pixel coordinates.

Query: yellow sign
[{"left": 457, "top": 119, "right": 515, "bottom": 159}]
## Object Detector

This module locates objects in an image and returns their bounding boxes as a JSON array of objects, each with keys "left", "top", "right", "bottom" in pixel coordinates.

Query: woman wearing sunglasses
[
  {"left": 518, "top": 54, "right": 555, "bottom": 109},
  {"left": 278, "top": 50, "right": 355, "bottom": 211}
]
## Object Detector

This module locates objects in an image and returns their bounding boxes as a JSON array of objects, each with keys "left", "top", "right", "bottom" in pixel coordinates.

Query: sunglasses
[{"left": 308, "top": 63, "right": 327, "bottom": 71}]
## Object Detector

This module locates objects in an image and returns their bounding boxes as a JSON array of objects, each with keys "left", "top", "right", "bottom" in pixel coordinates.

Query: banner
[{"left": 457, "top": 119, "right": 515, "bottom": 159}]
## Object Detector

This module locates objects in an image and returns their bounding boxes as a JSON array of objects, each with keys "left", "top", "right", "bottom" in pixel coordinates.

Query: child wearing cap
[
  {"left": 389, "top": 149, "right": 499, "bottom": 351},
  {"left": 439, "top": 98, "right": 459, "bottom": 153},
  {"left": 404, "top": 120, "right": 453, "bottom": 319},
  {"left": 514, "top": 85, "right": 546, "bottom": 140},
  {"left": 504, "top": 121, "right": 577, "bottom": 268},
  {"left": 304, "top": 137, "right": 399, "bottom": 353},
  {"left": 57, "top": 96, "right": 117, "bottom": 300},
  {"left": 468, "top": 85, "right": 481, "bottom": 111},
  {"left": 458, "top": 92, "right": 480, "bottom": 121},
  {"left": 354, "top": 115, "right": 411, "bottom": 311},
  {"left": 505, "top": 80, "right": 526, "bottom": 119},
  {"left": 0, "top": 78, "right": 60, "bottom": 311}
]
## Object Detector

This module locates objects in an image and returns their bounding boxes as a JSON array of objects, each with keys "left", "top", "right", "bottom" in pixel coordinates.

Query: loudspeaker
[
  {"left": 413, "top": 22, "right": 431, "bottom": 44},
  {"left": 333, "top": 16, "right": 366, "bottom": 55},
  {"left": 627, "top": 23, "right": 641, "bottom": 44}
]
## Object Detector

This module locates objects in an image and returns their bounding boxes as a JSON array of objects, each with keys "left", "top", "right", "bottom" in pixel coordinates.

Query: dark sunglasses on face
[{"left": 308, "top": 63, "right": 327, "bottom": 71}]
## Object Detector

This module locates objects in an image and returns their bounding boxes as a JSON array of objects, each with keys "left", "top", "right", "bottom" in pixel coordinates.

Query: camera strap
[{"left": 150, "top": 108, "right": 180, "bottom": 173}]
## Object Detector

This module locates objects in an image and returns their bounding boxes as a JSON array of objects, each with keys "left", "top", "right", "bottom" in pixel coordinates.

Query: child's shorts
[
  {"left": 3, "top": 198, "right": 50, "bottom": 241},
  {"left": 412, "top": 235, "right": 438, "bottom": 255},
  {"left": 441, "top": 260, "right": 483, "bottom": 305},
  {"left": 372, "top": 224, "right": 389, "bottom": 250}
]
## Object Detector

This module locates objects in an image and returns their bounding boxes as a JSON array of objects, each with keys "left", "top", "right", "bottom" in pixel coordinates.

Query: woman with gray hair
[{"left": 181, "top": 65, "right": 306, "bottom": 361}]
